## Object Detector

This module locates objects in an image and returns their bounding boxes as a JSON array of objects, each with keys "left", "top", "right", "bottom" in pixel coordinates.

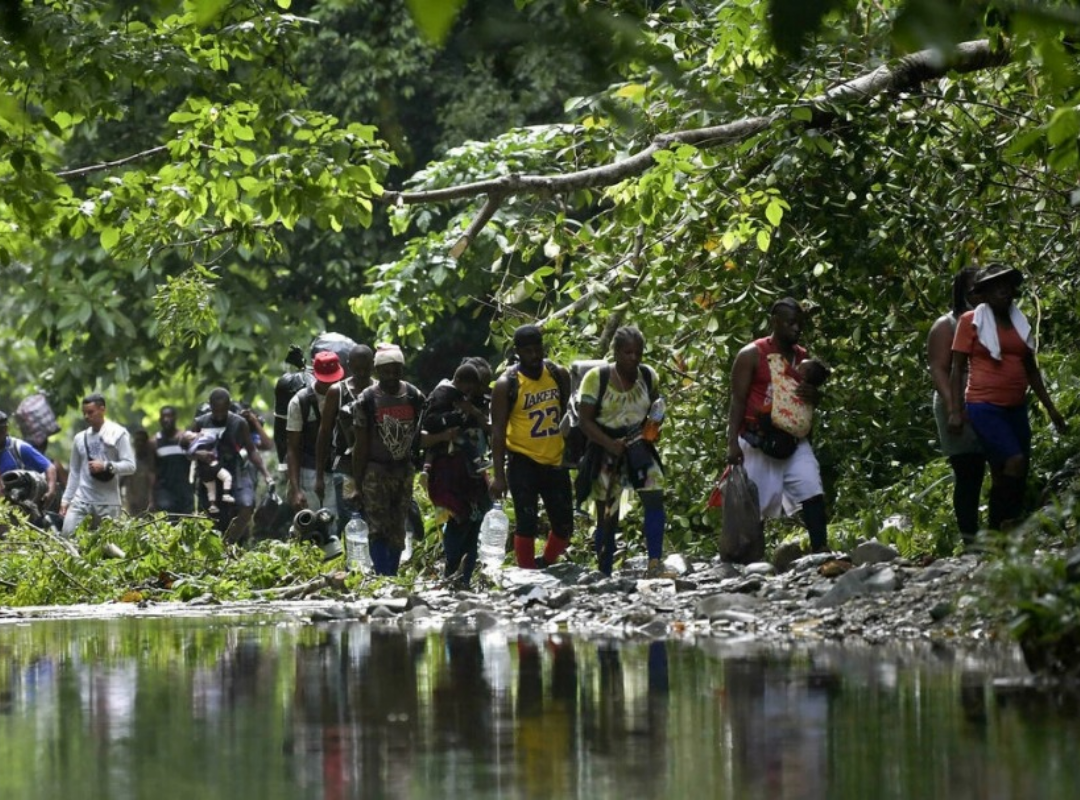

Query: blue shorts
[{"left": 965, "top": 402, "right": 1030, "bottom": 466}]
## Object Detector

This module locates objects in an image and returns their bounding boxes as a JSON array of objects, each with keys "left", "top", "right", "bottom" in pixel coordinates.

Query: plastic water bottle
[
  {"left": 345, "top": 513, "right": 372, "bottom": 574},
  {"left": 479, "top": 502, "right": 509, "bottom": 572},
  {"left": 641, "top": 397, "right": 666, "bottom": 442}
]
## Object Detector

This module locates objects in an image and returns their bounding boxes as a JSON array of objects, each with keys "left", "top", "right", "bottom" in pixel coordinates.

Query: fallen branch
[
  {"left": 253, "top": 571, "right": 347, "bottom": 599},
  {"left": 382, "top": 39, "right": 1009, "bottom": 255}
]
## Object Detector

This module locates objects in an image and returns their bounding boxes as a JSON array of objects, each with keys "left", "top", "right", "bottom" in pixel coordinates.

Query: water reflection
[{"left": 0, "top": 617, "right": 1077, "bottom": 799}]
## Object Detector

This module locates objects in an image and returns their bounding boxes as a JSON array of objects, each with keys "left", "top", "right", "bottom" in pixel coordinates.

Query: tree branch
[
  {"left": 383, "top": 39, "right": 1008, "bottom": 211},
  {"left": 57, "top": 145, "right": 171, "bottom": 179}
]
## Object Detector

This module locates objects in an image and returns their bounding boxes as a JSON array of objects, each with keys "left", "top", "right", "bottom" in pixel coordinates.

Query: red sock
[
  {"left": 514, "top": 535, "right": 537, "bottom": 569},
  {"left": 542, "top": 534, "right": 569, "bottom": 565}
]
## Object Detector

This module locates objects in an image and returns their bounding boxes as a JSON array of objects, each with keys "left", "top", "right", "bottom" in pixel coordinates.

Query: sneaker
[
  {"left": 207, "top": 504, "right": 220, "bottom": 515},
  {"left": 645, "top": 558, "right": 676, "bottom": 579},
  {"left": 221, "top": 493, "right": 235, "bottom": 504}
]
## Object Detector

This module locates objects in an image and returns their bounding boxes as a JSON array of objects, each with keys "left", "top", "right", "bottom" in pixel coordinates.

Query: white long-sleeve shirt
[{"left": 62, "top": 420, "right": 136, "bottom": 506}]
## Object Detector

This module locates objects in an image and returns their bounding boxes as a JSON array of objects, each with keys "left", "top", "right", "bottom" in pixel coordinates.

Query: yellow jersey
[{"left": 506, "top": 366, "right": 565, "bottom": 466}]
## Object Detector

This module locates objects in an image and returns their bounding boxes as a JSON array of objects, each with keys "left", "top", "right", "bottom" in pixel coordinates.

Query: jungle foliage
[{"left": 3, "top": 0, "right": 1080, "bottom": 651}]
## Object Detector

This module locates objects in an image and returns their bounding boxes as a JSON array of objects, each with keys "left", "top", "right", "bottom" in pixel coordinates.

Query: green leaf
[
  {"left": 405, "top": 0, "right": 465, "bottom": 44},
  {"left": 756, "top": 229, "right": 771, "bottom": 252},
  {"left": 100, "top": 227, "right": 120, "bottom": 252},
  {"left": 765, "top": 199, "right": 784, "bottom": 226},
  {"left": 193, "top": 0, "right": 232, "bottom": 28}
]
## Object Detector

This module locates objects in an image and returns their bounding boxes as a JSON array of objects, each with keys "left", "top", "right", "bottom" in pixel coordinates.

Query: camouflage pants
[{"left": 360, "top": 462, "right": 414, "bottom": 549}]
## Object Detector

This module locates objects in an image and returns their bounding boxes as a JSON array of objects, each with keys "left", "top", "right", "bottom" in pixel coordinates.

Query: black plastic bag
[
  {"left": 719, "top": 465, "right": 764, "bottom": 564},
  {"left": 253, "top": 483, "right": 293, "bottom": 541}
]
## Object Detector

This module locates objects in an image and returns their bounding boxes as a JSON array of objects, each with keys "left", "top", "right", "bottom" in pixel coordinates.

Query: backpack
[
  {"left": 273, "top": 369, "right": 312, "bottom": 463},
  {"left": 560, "top": 362, "right": 658, "bottom": 466},
  {"left": 15, "top": 392, "right": 60, "bottom": 446},
  {"left": 504, "top": 359, "right": 571, "bottom": 417}
]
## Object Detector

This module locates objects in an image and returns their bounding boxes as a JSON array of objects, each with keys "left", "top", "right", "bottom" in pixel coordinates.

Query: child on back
[
  {"left": 767, "top": 355, "right": 830, "bottom": 439},
  {"left": 182, "top": 430, "right": 234, "bottom": 514}
]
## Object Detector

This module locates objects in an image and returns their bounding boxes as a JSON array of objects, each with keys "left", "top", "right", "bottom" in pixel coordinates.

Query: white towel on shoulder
[{"left": 972, "top": 303, "right": 1033, "bottom": 360}]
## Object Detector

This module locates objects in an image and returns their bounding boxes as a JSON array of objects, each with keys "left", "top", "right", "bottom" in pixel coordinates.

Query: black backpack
[{"left": 504, "top": 358, "right": 570, "bottom": 416}]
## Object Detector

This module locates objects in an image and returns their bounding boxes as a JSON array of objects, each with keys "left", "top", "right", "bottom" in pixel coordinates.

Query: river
[{"left": 0, "top": 614, "right": 1075, "bottom": 799}]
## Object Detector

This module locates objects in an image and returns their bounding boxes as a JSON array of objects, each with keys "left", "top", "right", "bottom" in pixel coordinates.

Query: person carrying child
[
  {"left": 766, "top": 355, "right": 830, "bottom": 439},
  {"left": 182, "top": 429, "right": 234, "bottom": 515},
  {"left": 423, "top": 360, "right": 493, "bottom": 586},
  {"left": 725, "top": 298, "right": 830, "bottom": 553}
]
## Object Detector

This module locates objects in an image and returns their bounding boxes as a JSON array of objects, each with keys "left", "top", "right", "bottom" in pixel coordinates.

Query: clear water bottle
[
  {"left": 478, "top": 502, "right": 509, "bottom": 572},
  {"left": 642, "top": 397, "right": 666, "bottom": 442},
  {"left": 344, "top": 513, "right": 372, "bottom": 574}
]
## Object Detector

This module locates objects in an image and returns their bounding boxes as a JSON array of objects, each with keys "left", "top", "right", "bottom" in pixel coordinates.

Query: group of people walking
[{"left": 1, "top": 264, "right": 1067, "bottom": 584}]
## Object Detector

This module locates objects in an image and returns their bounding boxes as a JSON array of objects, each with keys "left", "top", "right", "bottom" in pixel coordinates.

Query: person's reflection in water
[
  {"left": 353, "top": 628, "right": 423, "bottom": 798},
  {"left": 432, "top": 631, "right": 499, "bottom": 787},
  {"left": 581, "top": 640, "right": 669, "bottom": 796},
  {"left": 515, "top": 635, "right": 577, "bottom": 797},
  {"left": 724, "top": 656, "right": 831, "bottom": 799},
  {"left": 288, "top": 628, "right": 352, "bottom": 798},
  {"left": 288, "top": 627, "right": 423, "bottom": 799}
]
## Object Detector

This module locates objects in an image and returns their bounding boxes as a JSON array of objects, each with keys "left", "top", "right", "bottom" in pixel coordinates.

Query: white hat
[{"left": 373, "top": 344, "right": 404, "bottom": 367}]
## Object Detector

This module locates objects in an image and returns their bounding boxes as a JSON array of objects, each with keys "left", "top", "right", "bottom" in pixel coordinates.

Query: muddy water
[{"left": 0, "top": 615, "right": 1075, "bottom": 799}]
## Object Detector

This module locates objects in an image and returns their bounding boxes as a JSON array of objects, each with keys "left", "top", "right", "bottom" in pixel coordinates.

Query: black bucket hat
[{"left": 973, "top": 264, "right": 1024, "bottom": 290}]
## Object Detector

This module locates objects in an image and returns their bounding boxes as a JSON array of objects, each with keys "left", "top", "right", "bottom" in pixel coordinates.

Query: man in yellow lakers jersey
[{"left": 490, "top": 325, "right": 574, "bottom": 568}]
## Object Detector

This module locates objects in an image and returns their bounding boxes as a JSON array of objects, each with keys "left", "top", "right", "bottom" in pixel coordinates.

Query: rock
[
  {"left": 701, "top": 562, "right": 741, "bottom": 581},
  {"left": 546, "top": 588, "right": 577, "bottom": 610},
  {"left": 664, "top": 554, "right": 690, "bottom": 575},
  {"left": 403, "top": 605, "right": 432, "bottom": 621},
  {"left": 913, "top": 565, "right": 951, "bottom": 583},
  {"left": 745, "top": 562, "right": 776, "bottom": 577},
  {"left": 586, "top": 578, "right": 637, "bottom": 595},
  {"left": 696, "top": 593, "right": 764, "bottom": 619},
  {"left": 851, "top": 539, "right": 900, "bottom": 566},
  {"left": 864, "top": 567, "right": 900, "bottom": 593},
  {"left": 729, "top": 576, "right": 764, "bottom": 594},
  {"left": 929, "top": 601, "right": 953, "bottom": 621},
  {"left": 814, "top": 565, "right": 874, "bottom": 608},
  {"left": 310, "top": 605, "right": 352, "bottom": 622},
  {"left": 791, "top": 552, "right": 838, "bottom": 571},
  {"left": 818, "top": 559, "right": 854, "bottom": 578},
  {"left": 772, "top": 541, "right": 805, "bottom": 573},
  {"left": 369, "top": 604, "right": 399, "bottom": 619},
  {"left": 636, "top": 579, "right": 676, "bottom": 597}
]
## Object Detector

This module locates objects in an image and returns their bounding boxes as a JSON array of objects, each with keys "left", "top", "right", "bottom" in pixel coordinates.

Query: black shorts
[{"left": 507, "top": 452, "right": 574, "bottom": 540}]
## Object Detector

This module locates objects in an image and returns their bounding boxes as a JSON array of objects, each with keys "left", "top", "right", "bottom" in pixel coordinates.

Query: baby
[
  {"left": 767, "top": 355, "right": 830, "bottom": 439},
  {"left": 182, "top": 430, "right": 234, "bottom": 514}
]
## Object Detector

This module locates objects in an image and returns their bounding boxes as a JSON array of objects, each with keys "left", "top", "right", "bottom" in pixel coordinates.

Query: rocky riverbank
[{"left": 3, "top": 539, "right": 1001, "bottom": 650}]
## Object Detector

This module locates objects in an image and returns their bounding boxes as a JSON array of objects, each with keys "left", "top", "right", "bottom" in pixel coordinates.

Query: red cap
[{"left": 312, "top": 351, "right": 345, "bottom": 384}]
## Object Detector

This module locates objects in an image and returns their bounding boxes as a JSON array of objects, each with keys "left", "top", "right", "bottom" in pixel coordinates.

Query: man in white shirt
[{"left": 60, "top": 393, "right": 136, "bottom": 537}]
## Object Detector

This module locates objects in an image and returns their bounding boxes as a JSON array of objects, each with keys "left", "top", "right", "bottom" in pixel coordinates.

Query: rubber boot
[
  {"left": 514, "top": 535, "right": 537, "bottom": 569},
  {"left": 542, "top": 533, "right": 569, "bottom": 567}
]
